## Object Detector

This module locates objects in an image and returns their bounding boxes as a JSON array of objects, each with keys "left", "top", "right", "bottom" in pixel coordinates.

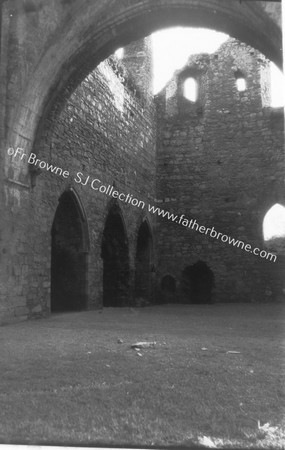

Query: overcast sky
[{"left": 151, "top": 27, "right": 284, "bottom": 107}]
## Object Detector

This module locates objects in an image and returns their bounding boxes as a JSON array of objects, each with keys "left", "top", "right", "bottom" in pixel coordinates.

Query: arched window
[
  {"left": 183, "top": 77, "right": 198, "bottom": 102},
  {"left": 263, "top": 203, "right": 285, "bottom": 241}
]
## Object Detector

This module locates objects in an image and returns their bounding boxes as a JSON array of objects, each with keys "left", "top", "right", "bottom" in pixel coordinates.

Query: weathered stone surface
[
  {"left": 31, "top": 305, "right": 42, "bottom": 314},
  {"left": 155, "top": 39, "right": 284, "bottom": 303}
]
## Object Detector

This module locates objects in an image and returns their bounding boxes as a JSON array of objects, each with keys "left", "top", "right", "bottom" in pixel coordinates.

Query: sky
[{"left": 151, "top": 27, "right": 284, "bottom": 107}]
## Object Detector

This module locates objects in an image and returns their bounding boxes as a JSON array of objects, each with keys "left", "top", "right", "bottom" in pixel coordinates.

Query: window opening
[{"left": 183, "top": 77, "right": 198, "bottom": 102}]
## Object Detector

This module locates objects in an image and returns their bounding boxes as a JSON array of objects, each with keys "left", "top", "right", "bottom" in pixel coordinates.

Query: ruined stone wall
[
  {"left": 0, "top": 0, "right": 283, "bottom": 323},
  {"left": 122, "top": 37, "right": 153, "bottom": 104},
  {"left": 1, "top": 50, "right": 156, "bottom": 322},
  {"left": 155, "top": 38, "right": 284, "bottom": 303}
]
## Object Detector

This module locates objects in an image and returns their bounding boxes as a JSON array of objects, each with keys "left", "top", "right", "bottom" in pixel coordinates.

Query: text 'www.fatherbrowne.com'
[
  {"left": 148, "top": 204, "right": 277, "bottom": 263},
  {"left": 7, "top": 147, "right": 277, "bottom": 263}
]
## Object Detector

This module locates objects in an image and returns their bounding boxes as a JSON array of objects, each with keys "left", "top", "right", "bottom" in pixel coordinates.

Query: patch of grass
[{"left": 0, "top": 304, "right": 284, "bottom": 447}]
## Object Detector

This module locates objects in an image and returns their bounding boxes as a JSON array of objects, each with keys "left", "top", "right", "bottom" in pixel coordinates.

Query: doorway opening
[
  {"left": 101, "top": 206, "right": 130, "bottom": 307},
  {"left": 134, "top": 220, "right": 153, "bottom": 304},
  {"left": 181, "top": 261, "right": 214, "bottom": 304},
  {"left": 51, "top": 190, "right": 88, "bottom": 312}
]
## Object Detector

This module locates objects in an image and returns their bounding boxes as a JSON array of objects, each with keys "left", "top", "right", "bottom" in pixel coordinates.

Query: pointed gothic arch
[
  {"left": 134, "top": 218, "right": 154, "bottom": 304},
  {"left": 51, "top": 189, "right": 89, "bottom": 312},
  {"left": 101, "top": 204, "right": 130, "bottom": 307}
]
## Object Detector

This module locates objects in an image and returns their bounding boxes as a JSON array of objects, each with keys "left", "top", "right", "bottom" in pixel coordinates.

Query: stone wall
[
  {"left": 1, "top": 48, "right": 157, "bottom": 322},
  {"left": 155, "top": 38, "right": 285, "bottom": 303}
]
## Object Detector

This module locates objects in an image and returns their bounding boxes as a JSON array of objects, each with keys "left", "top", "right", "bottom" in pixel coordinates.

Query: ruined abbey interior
[{"left": 0, "top": 0, "right": 284, "bottom": 323}]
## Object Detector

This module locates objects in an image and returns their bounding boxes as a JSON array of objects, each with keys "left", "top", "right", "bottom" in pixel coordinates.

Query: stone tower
[{"left": 155, "top": 38, "right": 284, "bottom": 304}]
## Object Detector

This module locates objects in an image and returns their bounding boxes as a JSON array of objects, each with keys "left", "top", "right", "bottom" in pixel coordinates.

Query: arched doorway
[
  {"left": 101, "top": 206, "right": 130, "bottom": 307},
  {"left": 181, "top": 261, "right": 214, "bottom": 304},
  {"left": 160, "top": 274, "right": 177, "bottom": 304},
  {"left": 134, "top": 220, "right": 153, "bottom": 304},
  {"left": 51, "top": 190, "right": 89, "bottom": 312}
]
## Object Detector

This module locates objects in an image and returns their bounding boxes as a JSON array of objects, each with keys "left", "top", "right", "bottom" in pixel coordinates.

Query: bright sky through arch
[{"left": 151, "top": 27, "right": 285, "bottom": 107}]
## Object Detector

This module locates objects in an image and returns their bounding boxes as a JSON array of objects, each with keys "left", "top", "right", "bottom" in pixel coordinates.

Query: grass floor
[{"left": 0, "top": 303, "right": 284, "bottom": 448}]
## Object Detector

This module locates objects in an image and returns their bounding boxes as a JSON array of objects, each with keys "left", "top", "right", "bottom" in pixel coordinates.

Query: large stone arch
[{"left": 7, "top": 0, "right": 282, "bottom": 171}]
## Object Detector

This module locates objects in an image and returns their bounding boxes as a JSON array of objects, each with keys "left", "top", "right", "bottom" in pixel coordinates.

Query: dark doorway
[
  {"left": 160, "top": 274, "right": 177, "bottom": 303},
  {"left": 181, "top": 261, "right": 214, "bottom": 304},
  {"left": 161, "top": 275, "right": 176, "bottom": 294},
  {"left": 51, "top": 191, "right": 88, "bottom": 312},
  {"left": 101, "top": 207, "right": 130, "bottom": 307},
  {"left": 134, "top": 221, "right": 153, "bottom": 304}
]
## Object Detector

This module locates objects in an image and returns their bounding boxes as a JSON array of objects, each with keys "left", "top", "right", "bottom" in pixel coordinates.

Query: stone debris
[
  {"left": 258, "top": 421, "right": 278, "bottom": 434},
  {"left": 197, "top": 436, "right": 216, "bottom": 448},
  {"left": 131, "top": 341, "right": 156, "bottom": 349},
  {"left": 117, "top": 338, "right": 123, "bottom": 344}
]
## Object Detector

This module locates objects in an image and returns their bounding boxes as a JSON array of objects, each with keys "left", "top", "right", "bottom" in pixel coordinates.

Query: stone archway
[
  {"left": 101, "top": 206, "right": 130, "bottom": 307},
  {"left": 7, "top": 0, "right": 282, "bottom": 160},
  {"left": 51, "top": 190, "right": 89, "bottom": 312},
  {"left": 160, "top": 274, "right": 177, "bottom": 304},
  {"left": 134, "top": 220, "right": 153, "bottom": 304}
]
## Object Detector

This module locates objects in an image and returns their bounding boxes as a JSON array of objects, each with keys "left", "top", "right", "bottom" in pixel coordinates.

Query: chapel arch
[
  {"left": 161, "top": 275, "right": 176, "bottom": 294},
  {"left": 134, "top": 219, "right": 154, "bottom": 304},
  {"left": 51, "top": 189, "right": 89, "bottom": 312},
  {"left": 160, "top": 274, "right": 177, "bottom": 304},
  {"left": 101, "top": 204, "right": 130, "bottom": 307}
]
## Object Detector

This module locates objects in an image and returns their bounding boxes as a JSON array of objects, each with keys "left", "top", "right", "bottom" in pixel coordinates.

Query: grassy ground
[{"left": 0, "top": 303, "right": 284, "bottom": 448}]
